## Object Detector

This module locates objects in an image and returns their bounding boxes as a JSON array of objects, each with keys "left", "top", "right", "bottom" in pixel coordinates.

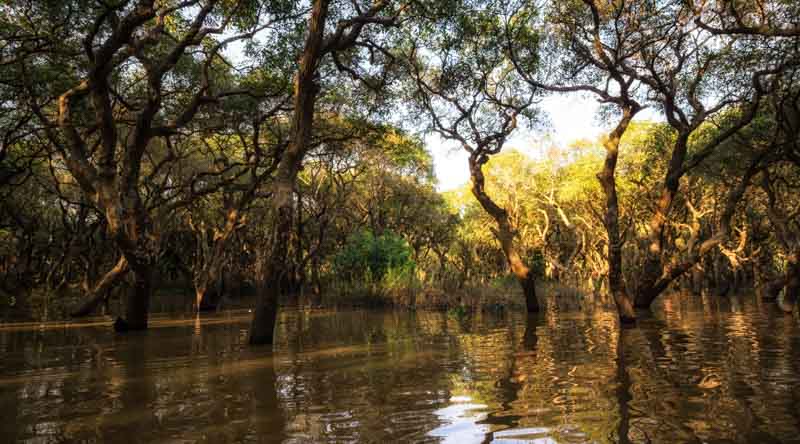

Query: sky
[
  {"left": 222, "top": 38, "right": 662, "bottom": 193},
  {"left": 222, "top": 38, "right": 620, "bottom": 190},
  {"left": 427, "top": 94, "right": 660, "bottom": 191}
]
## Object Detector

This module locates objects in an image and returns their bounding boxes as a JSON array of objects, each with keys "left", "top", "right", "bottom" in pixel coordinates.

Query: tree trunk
[
  {"left": 310, "top": 255, "right": 322, "bottom": 305},
  {"left": 194, "top": 206, "right": 243, "bottom": 310},
  {"left": 761, "top": 276, "right": 786, "bottom": 301},
  {"left": 635, "top": 134, "right": 690, "bottom": 308},
  {"left": 195, "top": 253, "right": 225, "bottom": 310},
  {"left": 635, "top": 149, "right": 760, "bottom": 308},
  {"left": 517, "top": 266, "right": 539, "bottom": 312},
  {"left": 70, "top": 255, "right": 129, "bottom": 317},
  {"left": 249, "top": 203, "right": 293, "bottom": 345},
  {"left": 469, "top": 156, "right": 539, "bottom": 312},
  {"left": 126, "top": 265, "right": 152, "bottom": 330},
  {"left": 779, "top": 252, "right": 799, "bottom": 313},
  {"left": 691, "top": 263, "right": 703, "bottom": 294},
  {"left": 598, "top": 107, "right": 637, "bottom": 323},
  {"left": 248, "top": 0, "right": 329, "bottom": 345}
]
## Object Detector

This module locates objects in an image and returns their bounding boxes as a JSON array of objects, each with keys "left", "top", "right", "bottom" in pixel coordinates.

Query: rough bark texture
[
  {"left": 47, "top": 1, "right": 220, "bottom": 330},
  {"left": 631, "top": 67, "right": 768, "bottom": 308},
  {"left": 249, "top": 204, "right": 293, "bottom": 345},
  {"left": 249, "top": 0, "right": 329, "bottom": 345},
  {"left": 634, "top": 152, "right": 761, "bottom": 309},
  {"left": 469, "top": 156, "right": 539, "bottom": 312},
  {"left": 70, "top": 255, "right": 129, "bottom": 317},
  {"left": 635, "top": 134, "right": 690, "bottom": 308},
  {"left": 194, "top": 208, "right": 241, "bottom": 310},
  {"left": 598, "top": 108, "right": 637, "bottom": 323}
]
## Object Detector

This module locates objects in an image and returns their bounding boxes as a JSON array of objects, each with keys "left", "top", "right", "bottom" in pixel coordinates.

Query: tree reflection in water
[{"left": 0, "top": 295, "right": 799, "bottom": 443}]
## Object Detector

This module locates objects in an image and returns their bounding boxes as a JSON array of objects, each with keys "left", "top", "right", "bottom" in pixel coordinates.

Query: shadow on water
[{"left": 1, "top": 293, "right": 800, "bottom": 443}]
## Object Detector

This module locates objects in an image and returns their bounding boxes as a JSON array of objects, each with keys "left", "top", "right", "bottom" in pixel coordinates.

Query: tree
[
  {"left": 8, "top": 0, "right": 286, "bottom": 328},
  {"left": 249, "top": 0, "right": 420, "bottom": 344},
  {"left": 407, "top": 4, "right": 541, "bottom": 312}
]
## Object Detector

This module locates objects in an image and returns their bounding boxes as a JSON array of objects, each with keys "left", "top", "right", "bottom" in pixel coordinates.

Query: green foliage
[{"left": 333, "top": 230, "right": 416, "bottom": 283}]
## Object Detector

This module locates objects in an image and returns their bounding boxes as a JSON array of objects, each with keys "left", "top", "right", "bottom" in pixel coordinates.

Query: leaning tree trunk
[
  {"left": 469, "top": 156, "right": 539, "bottom": 312},
  {"left": 634, "top": 147, "right": 760, "bottom": 309},
  {"left": 598, "top": 106, "right": 637, "bottom": 323},
  {"left": 194, "top": 208, "right": 242, "bottom": 310},
  {"left": 70, "top": 255, "right": 129, "bottom": 317}
]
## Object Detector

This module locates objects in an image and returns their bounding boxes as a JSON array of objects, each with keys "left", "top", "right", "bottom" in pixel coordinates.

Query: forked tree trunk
[
  {"left": 194, "top": 209, "right": 240, "bottom": 310},
  {"left": 635, "top": 134, "right": 690, "bottom": 309},
  {"left": 469, "top": 156, "right": 539, "bottom": 312},
  {"left": 634, "top": 150, "right": 761, "bottom": 309}
]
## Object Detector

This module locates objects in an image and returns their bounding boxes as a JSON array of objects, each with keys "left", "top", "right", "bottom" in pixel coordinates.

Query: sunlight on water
[
  {"left": 1, "top": 294, "right": 799, "bottom": 443},
  {"left": 428, "top": 399, "right": 490, "bottom": 444}
]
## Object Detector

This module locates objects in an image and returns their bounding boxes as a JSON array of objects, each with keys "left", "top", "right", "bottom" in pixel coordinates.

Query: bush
[{"left": 333, "top": 230, "right": 415, "bottom": 282}]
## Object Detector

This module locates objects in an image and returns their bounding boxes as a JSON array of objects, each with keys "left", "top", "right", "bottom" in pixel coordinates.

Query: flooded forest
[{"left": 1, "top": 0, "right": 800, "bottom": 443}]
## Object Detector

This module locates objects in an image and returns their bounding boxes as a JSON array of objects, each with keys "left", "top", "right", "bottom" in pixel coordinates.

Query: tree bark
[
  {"left": 634, "top": 151, "right": 761, "bottom": 309},
  {"left": 635, "top": 133, "right": 690, "bottom": 308},
  {"left": 249, "top": 0, "right": 330, "bottom": 345},
  {"left": 598, "top": 107, "right": 637, "bottom": 323},
  {"left": 70, "top": 255, "right": 129, "bottom": 317},
  {"left": 126, "top": 265, "right": 152, "bottom": 330},
  {"left": 468, "top": 156, "right": 539, "bottom": 312},
  {"left": 194, "top": 208, "right": 241, "bottom": 310},
  {"left": 760, "top": 173, "right": 800, "bottom": 313},
  {"left": 779, "top": 251, "right": 799, "bottom": 313},
  {"left": 249, "top": 204, "right": 293, "bottom": 344}
]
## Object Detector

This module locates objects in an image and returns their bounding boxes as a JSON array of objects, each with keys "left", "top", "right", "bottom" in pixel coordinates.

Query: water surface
[{"left": 1, "top": 294, "right": 799, "bottom": 443}]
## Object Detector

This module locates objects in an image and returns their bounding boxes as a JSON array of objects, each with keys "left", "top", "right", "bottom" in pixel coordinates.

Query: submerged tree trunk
[
  {"left": 635, "top": 134, "right": 690, "bottom": 309},
  {"left": 760, "top": 276, "right": 785, "bottom": 301},
  {"left": 598, "top": 106, "right": 638, "bottom": 323},
  {"left": 194, "top": 208, "right": 242, "bottom": 310},
  {"left": 761, "top": 172, "right": 800, "bottom": 313},
  {"left": 779, "top": 251, "right": 799, "bottom": 313},
  {"left": 69, "top": 182, "right": 158, "bottom": 330},
  {"left": 634, "top": 149, "right": 761, "bottom": 309},
  {"left": 310, "top": 255, "right": 322, "bottom": 305},
  {"left": 249, "top": 0, "right": 329, "bottom": 345},
  {"left": 469, "top": 156, "right": 539, "bottom": 312},
  {"left": 250, "top": 202, "right": 293, "bottom": 344},
  {"left": 126, "top": 265, "right": 152, "bottom": 330}
]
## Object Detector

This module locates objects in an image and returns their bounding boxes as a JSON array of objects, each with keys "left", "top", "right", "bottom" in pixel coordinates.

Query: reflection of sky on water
[
  {"left": 493, "top": 427, "right": 557, "bottom": 444},
  {"left": 3, "top": 299, "right": 800, "bottom": 443},
  {"left": 427, "top": 395, "right": 490, "bottom": 444},
  {"left": 429, "top": 395, "right": 562, "bottom": 444}
]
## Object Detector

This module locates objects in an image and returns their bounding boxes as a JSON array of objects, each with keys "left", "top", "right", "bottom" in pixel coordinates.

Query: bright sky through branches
[{"left": 428, "top": 94, "right": 660, "bottom": 191}]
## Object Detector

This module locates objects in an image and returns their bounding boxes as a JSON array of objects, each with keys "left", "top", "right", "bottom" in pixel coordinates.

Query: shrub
[{"left": 333, "top": 230, "right": 416, "bottom": 283}]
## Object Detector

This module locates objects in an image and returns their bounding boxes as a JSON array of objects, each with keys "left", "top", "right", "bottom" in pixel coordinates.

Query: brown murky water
[{"left": 1, "top": 294, "right": 799, "bottom": 443}]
